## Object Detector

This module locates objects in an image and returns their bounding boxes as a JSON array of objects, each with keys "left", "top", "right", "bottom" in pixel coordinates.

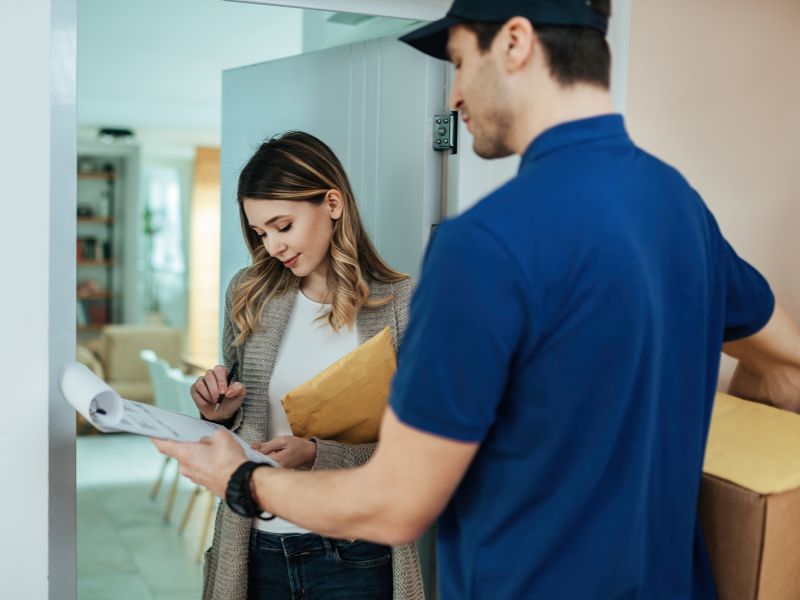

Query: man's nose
[{"left": 449, "top": 80, "right": 463, "bottom": 111}]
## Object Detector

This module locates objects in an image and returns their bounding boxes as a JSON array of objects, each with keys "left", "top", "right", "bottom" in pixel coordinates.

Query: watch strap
[{"left": 225, "top": 461, "right": 275, "bottom": 519}]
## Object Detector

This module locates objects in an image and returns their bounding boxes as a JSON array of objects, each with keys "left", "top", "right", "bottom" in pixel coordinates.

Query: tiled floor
[{"left": 77, "top": 433, "right": 215, "bottom": 600}]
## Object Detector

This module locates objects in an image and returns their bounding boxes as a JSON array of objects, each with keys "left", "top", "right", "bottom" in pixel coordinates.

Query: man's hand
[
  {"left": 252, "top": 436, "right": 317, "bottom": 470},
  {"left": 724, "top": 302, "right": 800, "bottom": 412},
  {"left": 151, "top": 430, "right": 247, "bottom": 497},
  {"left": 191, "top": 365, "right": 246, "bottom": 422},
  {"left": 245, "top": 409, "right": 479, "bottom": 544}
]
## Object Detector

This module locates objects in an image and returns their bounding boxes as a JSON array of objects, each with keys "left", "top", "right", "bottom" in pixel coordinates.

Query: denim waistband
[{"left": 250, "top": 529, "right": 337, "bottom": 557}]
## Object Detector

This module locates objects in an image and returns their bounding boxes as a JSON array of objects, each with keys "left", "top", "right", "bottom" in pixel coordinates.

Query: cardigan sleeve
[
  {"left": 311, "top": 277, "right": 415, "bottom": 470},
  {"left": 310, "top": 439, "right": 377, "bottom": 470},
  {"left": 393, "top": 277, "right": 415, "bottom": 348},
  {"left": 221, "top": 269, "right": 247, "bottom": 432}
]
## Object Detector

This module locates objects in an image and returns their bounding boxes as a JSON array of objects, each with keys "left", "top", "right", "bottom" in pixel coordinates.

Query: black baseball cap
[{"left": 399, "top": 0, "right": 609, "bottom": 61}]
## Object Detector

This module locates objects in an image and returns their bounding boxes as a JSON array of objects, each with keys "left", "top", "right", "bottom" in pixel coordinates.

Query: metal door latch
[{"left": 433, "top": 111, "right": 458, "bottom": 154}]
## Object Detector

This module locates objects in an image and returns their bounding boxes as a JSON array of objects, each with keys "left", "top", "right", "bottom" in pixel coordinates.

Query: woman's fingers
[
  {"left": 193, "top": 377, "right": 213, "bottom": 404},
  {"left": 191, "top": 386, "right": 218, "bottom": 415},
  {"left": 204, "top": 370, "right": 220, "bottom": 399},
  {"left": 258, "top": 437, "right": 288, "bottom": 455},
  {"left": 212, "top": 365, "right": 228, "bottom": 395},
  {"left": 225, "top": 382, "right": 245, "bottom": 399},
  {"left": 190, "top": 386, "right": 206, "bottom": 407}
]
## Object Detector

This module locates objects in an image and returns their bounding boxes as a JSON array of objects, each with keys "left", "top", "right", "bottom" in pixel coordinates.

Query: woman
[{"left": 191, "top": 131, "right": 424, "bottom": 600}]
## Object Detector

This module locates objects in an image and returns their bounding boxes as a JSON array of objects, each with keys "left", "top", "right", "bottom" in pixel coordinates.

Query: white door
[
  {"left": 220, "top": 33, "right": 446, "bottom": 598},
  {"left": 220, "top": 36, "right": 446, "bottom": 287}
]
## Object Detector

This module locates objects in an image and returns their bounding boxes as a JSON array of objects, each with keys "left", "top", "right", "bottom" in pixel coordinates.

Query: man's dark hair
[{"left": 462, "top": 0, "right": 611, "bottom": 88}]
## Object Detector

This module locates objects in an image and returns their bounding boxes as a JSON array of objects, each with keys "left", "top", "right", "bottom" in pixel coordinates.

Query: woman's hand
[
  {"left": 191, "top": 365, "right": 246, "bottom": 422},
  {"left": 253, "top": 436, "right": 317, "bottom": 470}
]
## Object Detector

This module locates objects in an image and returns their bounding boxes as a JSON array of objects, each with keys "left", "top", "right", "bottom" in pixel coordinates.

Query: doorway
[{"left": 74, "top": 2, "right": 438, "bottom": 599}]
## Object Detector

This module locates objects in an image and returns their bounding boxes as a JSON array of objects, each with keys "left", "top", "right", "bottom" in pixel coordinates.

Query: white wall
[{"left": 0, "top": 0, "right": 76, "bottom": 598}]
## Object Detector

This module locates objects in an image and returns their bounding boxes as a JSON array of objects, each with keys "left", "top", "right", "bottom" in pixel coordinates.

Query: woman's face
[{"left": 243, "top": 194, "right": 342, "bottom": 279}]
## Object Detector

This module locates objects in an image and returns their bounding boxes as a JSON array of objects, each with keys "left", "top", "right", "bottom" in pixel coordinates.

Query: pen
[{"left": 215, "top": 361, "right": 238, "bottom": 413}]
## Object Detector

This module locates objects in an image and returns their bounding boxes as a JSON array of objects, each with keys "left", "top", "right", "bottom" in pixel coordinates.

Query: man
[{"left": 156, "top": 1, "right": 800, "bottom": 597}]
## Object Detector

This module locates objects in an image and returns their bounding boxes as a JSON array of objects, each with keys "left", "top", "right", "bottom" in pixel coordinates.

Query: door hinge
[{"left": 432, "top": 111, "right": 458, "bottom": 154}]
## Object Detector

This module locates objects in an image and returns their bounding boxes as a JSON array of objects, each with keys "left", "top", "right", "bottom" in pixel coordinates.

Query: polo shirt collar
[{"left": 520, "top": 114, "right": 629, "bottom": 170}]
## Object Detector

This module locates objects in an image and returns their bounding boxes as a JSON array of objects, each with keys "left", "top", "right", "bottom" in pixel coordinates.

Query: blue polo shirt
[{"left": 390, "top": 115, "right": 774, "bottom": 599}]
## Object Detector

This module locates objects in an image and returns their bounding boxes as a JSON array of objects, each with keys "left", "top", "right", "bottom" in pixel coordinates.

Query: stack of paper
[{"left": 59, "top": 362, "right": 277, "bottom": 466}]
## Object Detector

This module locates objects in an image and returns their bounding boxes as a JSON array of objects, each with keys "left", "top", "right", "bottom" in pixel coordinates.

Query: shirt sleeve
[
  {"left": 389, "top": 218, "right": 528, "bottom": 443},
  {"left": 720, "top": 236, "right": 775, "bottom": 342}
]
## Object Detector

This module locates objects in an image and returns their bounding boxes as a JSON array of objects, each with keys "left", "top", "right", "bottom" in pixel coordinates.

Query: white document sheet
[{"left": 59, "top": 362, "right": 278, "bottom": 466}]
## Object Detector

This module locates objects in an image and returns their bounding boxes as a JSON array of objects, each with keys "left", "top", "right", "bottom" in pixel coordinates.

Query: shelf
[
  {"left": 76, "top": 152, "right": 123, "bottom": 334},
  {"left": 78, "top": 216, "right": 114, "bottom": 225},
  {"left": 77, "top": 260, "right": 114, "bottom": 267},
  {"left": 77, "top": 172, "right": 115, "bottom": 181},
  {"left": 77, "top": 292, "right": 113, "bottom": 300}
]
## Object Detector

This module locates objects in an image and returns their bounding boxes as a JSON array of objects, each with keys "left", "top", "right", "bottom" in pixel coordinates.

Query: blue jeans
[{"left": 248, "top": 529, "right": 393, "bottom": 600}]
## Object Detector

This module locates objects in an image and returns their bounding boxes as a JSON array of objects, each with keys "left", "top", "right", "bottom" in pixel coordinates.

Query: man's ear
[
  {"left": 325, "top": 190, "right": 344, "bottom": 220},
  {"left": 501, "top": 16, "right": 536, "bottom": 73}
]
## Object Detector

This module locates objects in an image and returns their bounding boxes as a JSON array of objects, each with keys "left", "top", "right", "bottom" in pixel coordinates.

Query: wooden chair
[
  {"left": 168, "top": 367, "right": 219, "bottom": 561},
  {"left": 140, "top": 350, "right": 184, "bottom": 521}
]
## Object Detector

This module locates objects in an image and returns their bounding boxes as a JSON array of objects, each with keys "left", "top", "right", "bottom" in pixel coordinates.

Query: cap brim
[{"left": 399, "top": 16, "right": 462, "bottom": 61}]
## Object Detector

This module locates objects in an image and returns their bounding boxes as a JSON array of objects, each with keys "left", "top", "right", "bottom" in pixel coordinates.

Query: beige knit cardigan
[{"left": 201, "top": 270, "right": 424, "bottom": 600}]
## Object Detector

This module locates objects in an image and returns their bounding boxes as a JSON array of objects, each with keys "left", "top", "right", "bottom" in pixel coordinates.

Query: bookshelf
[{"left": 76, "top": 154, "right": 125, "bottom": 337}]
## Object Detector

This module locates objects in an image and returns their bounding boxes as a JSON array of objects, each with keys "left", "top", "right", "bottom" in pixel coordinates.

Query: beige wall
[
  {"left": 186, "top": 147, "right": 221, "bottom": 371},
  {"left": 626, "top": 0, "right": 800, "bottom": 387}
]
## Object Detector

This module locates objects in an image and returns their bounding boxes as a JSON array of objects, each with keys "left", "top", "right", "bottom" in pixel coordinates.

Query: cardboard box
[{"left": 699, "top": 393, "right": 800, "bottom": 599}]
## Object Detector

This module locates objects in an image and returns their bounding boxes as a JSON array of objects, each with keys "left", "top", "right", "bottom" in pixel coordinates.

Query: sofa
[{"left": 78, "top": 324, "right": 184, "bottom": 404}]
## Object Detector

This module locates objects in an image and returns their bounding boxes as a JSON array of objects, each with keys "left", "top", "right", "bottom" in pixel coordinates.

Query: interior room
[
  {"left": 1, "top": 0, "right": 799, "bottom": 599},
  {"left": 72, "top": 1, "right": 425, "bottom": 598}
]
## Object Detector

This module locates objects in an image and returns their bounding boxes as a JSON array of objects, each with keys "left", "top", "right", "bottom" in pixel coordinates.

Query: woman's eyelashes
[{"left": 253, "top": 223, "right": 292, "bottom": 238}]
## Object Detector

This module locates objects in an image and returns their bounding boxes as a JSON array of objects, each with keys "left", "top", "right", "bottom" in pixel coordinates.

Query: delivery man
[{"left": 155, "top": 1, "right": 800, "bottom": 597}]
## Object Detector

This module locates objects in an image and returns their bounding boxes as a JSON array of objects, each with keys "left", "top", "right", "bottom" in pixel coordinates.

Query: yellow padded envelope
[
  {"left": 703, "top": 392, "right": 800, "bottom": 495},
  {"left": 280, "top": 327, "right": 396, "bottom": 444}
]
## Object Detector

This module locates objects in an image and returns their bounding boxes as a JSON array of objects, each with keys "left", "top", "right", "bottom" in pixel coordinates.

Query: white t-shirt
[{"left": 253, "top": 289, "right": 359, "bottom": 534}]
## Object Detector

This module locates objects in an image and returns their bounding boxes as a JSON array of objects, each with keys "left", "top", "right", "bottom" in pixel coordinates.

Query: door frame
[{"left": 229, "top": 0, "right": 450, "bottom": 20}]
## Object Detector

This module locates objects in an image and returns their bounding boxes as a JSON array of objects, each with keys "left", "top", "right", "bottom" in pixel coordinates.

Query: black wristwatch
[{"left": 225, "top": 461, "right": 276, "bottom": 520}]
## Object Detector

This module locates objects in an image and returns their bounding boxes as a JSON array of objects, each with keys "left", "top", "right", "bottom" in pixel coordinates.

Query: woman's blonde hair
[{"left": 231, "top": 131, "right": 408, "bottom": 345}]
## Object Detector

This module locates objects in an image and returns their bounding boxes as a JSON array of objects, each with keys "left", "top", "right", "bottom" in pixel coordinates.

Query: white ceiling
[{"left": 77, "top": 0, "right": 305, "bottom": 145}]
